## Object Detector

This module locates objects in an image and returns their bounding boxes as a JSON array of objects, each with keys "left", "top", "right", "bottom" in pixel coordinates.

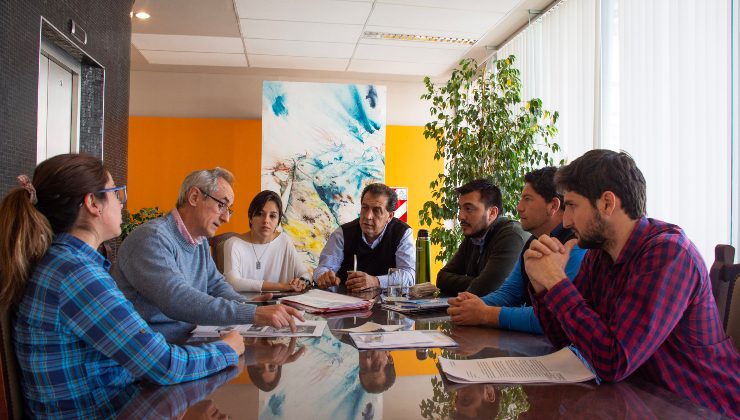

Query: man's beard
[
  {"left": 463, "top": 221, "right": 490, "bottom": 238},
  {"left": 576, "top": 211, "right": 610, "bottom": 249}
]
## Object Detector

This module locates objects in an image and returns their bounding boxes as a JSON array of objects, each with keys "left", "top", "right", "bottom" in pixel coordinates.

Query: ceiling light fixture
[
  {"left": 363, "top": 31, "right": 477, "bottom": 45},
  {"left": 134, "top": 11, "right": 151, "bottom": 20}
]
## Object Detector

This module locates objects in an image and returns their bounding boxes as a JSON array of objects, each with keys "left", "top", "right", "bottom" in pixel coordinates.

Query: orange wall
[{"left": 128, "top": 117, "right": 444, "bottom": 278}]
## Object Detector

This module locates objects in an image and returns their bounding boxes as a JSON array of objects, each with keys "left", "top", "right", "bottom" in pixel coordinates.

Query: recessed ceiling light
[
  {"left": 134, "top": 11, "right": 151, "bottom": 20},
  {"left": 363, "top": 31, "right": 477, "bottom": 45}
]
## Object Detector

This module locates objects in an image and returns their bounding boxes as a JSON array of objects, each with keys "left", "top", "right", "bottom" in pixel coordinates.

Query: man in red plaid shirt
[{"left": 523, "top": 149, "right": 739, "bottom": 417}]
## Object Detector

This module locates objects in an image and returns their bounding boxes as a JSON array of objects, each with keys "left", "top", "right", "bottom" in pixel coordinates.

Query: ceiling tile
[
  {"left": 131, "top": 0, "right": 241, "bottom": 37},
  {"left": 376, "top": 0, "right": 523, "bottom": 14},
  {"left": 132, "top": 34, "right": 244, "bottom": 53},
  {"left": 368, "top": 3, "right": 504, "bottom": 36},
  {"left": 354, "top": 43, "right": 466, "bottom": 64},
  {"left": 138, "top": 50, "right": 248, "bottom": 67},
  {"left": 249, "top": 55, "right": 349, "bottom": 71},
  {"left": 235, "top": 0, "right": 372, "bottom": 24},
  {"left": 348, "top": 59, "right": 450, "bottom": 76},
  {"left": 240, "top": 19, "right": 363, "bottom": 43},
  {"left": 244, "top": 38, "right": 356, "bottom": 58}
]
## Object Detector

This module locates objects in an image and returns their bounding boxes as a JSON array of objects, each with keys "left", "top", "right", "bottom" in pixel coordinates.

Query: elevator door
[{"left": 37, "top": 47, "right": 79, "bottom": 163}]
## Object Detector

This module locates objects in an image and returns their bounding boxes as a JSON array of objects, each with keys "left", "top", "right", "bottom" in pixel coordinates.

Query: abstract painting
[
  {"left": 262, "top": 81, "right": 387, "bottom": 271},
  {"left": 256, "top": 327, "right": 381, "bottom": 419}
]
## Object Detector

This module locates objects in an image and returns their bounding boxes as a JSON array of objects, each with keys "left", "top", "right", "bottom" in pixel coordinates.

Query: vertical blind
[
  {"left": 498, "top": 0, "right": 599, "bottom": 162},
  {"left": 499, "top": 0, "right": 733, "bottom": 265}
]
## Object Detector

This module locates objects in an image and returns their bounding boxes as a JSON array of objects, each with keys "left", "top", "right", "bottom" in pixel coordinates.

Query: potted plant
[
  {"left": 419, "top": 55, "right": 563, "bottom": 263},
  {"left": 120, "top": 207, "right": 163, "bottom": 241}
]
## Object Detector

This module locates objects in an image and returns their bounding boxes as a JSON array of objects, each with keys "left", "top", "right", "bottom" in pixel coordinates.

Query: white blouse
[{"left": 222, "top": 232, "right": 309, "bottom": 292}]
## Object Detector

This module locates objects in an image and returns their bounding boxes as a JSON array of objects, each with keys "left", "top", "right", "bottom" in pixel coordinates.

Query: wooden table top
[{"left": 117, "top": 291, "right": 720, "bottom": 419}]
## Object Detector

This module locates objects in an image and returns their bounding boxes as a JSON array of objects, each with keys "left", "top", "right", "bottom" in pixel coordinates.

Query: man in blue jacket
[{"left": 447, "top": 167, "right": 586, "bottom": 334}]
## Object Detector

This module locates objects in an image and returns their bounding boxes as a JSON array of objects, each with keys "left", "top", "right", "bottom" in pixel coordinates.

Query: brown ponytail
[
  {"left": 0, "top": 189, "right": 53, "bottom": 306},
  {"left": 0, "top": 153, "right": 108, "bottom": 306}
]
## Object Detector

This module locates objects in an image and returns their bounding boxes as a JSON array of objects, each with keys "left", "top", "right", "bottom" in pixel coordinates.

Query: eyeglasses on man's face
[
  {"left": 199, "top": 189, "right": 234, "bottom": 217},
  {"left": 97, "top": 185, "right": 127, "bottom": 205}
]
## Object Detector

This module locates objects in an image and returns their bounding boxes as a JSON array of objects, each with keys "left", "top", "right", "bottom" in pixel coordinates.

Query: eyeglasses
[
  {"left": 199, "top": 189, "right": 234, "bottom": 217},
  {"left": 97, "top": 185, "right": 127, "bottom": 205}
]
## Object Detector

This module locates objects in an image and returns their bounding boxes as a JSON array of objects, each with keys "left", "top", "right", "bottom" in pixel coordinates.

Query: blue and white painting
[
  {"left": 257, "top": 329, "right": 381, "bottom": 419},
  {"left": 262, "top": 81, "right": 387, "bottom": 271}
]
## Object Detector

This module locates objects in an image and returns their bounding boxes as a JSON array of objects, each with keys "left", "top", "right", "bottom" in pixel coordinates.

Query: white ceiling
[{"left": 130, "top": 0, "right": 553, "bottom": 80}]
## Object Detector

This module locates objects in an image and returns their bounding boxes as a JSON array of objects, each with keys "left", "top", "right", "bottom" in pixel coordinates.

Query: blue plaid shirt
[{"left": 13, "top": 234, "right": 238, "bottom": 418}]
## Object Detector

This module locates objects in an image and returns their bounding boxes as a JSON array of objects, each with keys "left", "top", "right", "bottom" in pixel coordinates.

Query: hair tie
[{"left": 16, "top": 174, "right": 38, "bottom": 205}]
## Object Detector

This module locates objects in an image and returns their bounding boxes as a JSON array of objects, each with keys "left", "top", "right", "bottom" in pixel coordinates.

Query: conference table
[{"left": 111, "top": 290, "right": 723, "bottom": 420}]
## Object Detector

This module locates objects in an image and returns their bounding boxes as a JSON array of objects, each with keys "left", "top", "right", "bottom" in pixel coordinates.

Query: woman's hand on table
[
  {"left": 287, "top": 278, "right": 306, "bottom": 292},
  {"left": 220, "top": 330, "right": 245, "bottom": 356}
]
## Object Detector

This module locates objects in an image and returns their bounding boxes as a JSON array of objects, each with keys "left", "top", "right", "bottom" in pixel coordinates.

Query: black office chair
[{"left": 709, "top": 245, "right": 740, "bottom": 335}]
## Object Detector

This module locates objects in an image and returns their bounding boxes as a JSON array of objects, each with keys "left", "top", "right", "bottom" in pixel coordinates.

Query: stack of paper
[
  {"left": 191, "top": 320, "right": 326, "bottom": 338},
  {"left": 381, "top": 298, "right": 449, "bottom": 314},
  {"left": 350, "top": 330, "right": 457, "bottom": 350},
  {"left": 279, "top": 289, "right": 374, "bottom": 313},
  {"left": 439, "top": 348, "right": 596, "bottom": 384}
]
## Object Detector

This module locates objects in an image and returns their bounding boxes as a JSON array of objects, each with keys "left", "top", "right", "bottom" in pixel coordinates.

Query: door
[{"left": 37, "top": 42, "right": 80, "bottom": 163}]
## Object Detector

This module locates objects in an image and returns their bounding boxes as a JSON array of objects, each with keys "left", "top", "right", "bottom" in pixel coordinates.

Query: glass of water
[{"left": 386, "top": 268, "right": 407, "bottom": 300}]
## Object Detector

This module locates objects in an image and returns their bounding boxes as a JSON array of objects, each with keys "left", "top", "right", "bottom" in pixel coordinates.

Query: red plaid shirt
[{"left": 532, "top": 217, "right": 740, "bottom": 417}]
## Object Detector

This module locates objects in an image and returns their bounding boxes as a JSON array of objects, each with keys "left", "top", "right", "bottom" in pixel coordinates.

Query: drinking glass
[{"left": 386, "top": 268, "right": 406, "bottom": 300}]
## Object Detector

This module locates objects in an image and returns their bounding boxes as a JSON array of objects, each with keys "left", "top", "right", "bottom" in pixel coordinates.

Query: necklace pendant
[{"left": 256, "top": 261, "right": 261, "bottom": 270}]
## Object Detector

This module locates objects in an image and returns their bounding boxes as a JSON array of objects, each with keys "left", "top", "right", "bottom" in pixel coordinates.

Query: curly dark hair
[{"left": 555, "top": 150, "right": 646, "bottom": 219}]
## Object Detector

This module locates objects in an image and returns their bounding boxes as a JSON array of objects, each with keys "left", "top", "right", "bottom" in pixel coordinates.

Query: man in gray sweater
[{"left": 113, "top": 167, "right": 302, "bottom": 339}]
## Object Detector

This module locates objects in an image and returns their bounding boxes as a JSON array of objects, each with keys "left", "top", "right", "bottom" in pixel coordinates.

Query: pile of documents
[
  {"left": 280, "top": 289, "right": 374, "bottom": 313},
  {"left": 350, "top": 330, "right": 457, "bottom": 350},
  {"left": 381, "top": 298, "right": 449, "bottom": 314},
  {"left": 439, "top": 348, "right": 596, "bottom": 384},
  {"left": 191, "top": 320, "right": 326, "bottom": 338}
]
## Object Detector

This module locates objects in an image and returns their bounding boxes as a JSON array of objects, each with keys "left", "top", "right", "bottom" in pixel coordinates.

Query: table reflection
[
  {"left": 180, "top": 301, "right": 717, "bottom": 419},
  {"left": 248, "top": 320, "right": 380, "bottom": 419}
]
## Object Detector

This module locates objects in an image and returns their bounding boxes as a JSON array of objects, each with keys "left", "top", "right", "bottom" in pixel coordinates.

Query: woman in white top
[{"left": 223, "top": 190, "right": 308, "bottom": 292}]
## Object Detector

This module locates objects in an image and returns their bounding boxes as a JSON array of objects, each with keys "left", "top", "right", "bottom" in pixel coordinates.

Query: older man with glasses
[{"left": 113, "top": 167, "right": 302, "bottom": 340}]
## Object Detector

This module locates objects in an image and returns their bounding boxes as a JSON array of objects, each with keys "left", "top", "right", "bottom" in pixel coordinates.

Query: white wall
[{"left": 129, "top": 70, "right": 433, "bottom": 126}]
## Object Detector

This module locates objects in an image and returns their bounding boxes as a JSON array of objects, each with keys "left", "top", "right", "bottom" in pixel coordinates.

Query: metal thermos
[{"left": 415, "top": 229, "right": 431, "bottom": 284}]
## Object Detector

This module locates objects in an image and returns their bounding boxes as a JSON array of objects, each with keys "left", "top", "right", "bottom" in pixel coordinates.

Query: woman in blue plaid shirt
[{"left": 0, "top": 154, "right": 245, "bottom": 418}]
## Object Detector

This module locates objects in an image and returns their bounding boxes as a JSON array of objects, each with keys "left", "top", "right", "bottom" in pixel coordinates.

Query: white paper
[
  {"left": 333, "top": 322, "right": 405, "bottom": 333},
  {"left": 192, "top": 320, "right": 326, "bottom": 338},
  {"left": 350, "top": 330, "right": 457, "bottom": 349},
  {"left": 439, "top": 347, "right": 595, "bottom": 384},
  {"left": 280, "top": 289, "right": 372, "bottom": 311}
]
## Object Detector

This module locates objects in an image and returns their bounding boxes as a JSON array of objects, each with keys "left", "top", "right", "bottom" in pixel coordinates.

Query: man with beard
[
  {"left": 437, "top": 179, "right": 528, "bottom": 297},
  {"left": 523, "top": 150, "right": 739, "bottom": 417},
  {"left": 447, "top": 167, "right": 587, "bottom": 333}
]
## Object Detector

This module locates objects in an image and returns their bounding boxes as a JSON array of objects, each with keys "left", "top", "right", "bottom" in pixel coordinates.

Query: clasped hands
[
  {"left": 523, "top": 235, "right": 578, "bottom": 293},
  {"left": 315, "top": 270, "right": 380, "bottom": 293}
]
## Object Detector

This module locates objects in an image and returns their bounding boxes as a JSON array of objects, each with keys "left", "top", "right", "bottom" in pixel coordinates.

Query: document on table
[
  {"left": 333, "top": 322, "right": 405, "bottom": 333},
  {"left": 191, "top": 320, "right": 326, "bottom": 338},
  {"left": 439, "top": 347, "right": 595, "bottom": 384},
  {"left": 350, "top": 330, "right": 457, "bottom": 350},
  {"left": 280, "top": 289, "right": 373, "bottom": 313}
]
